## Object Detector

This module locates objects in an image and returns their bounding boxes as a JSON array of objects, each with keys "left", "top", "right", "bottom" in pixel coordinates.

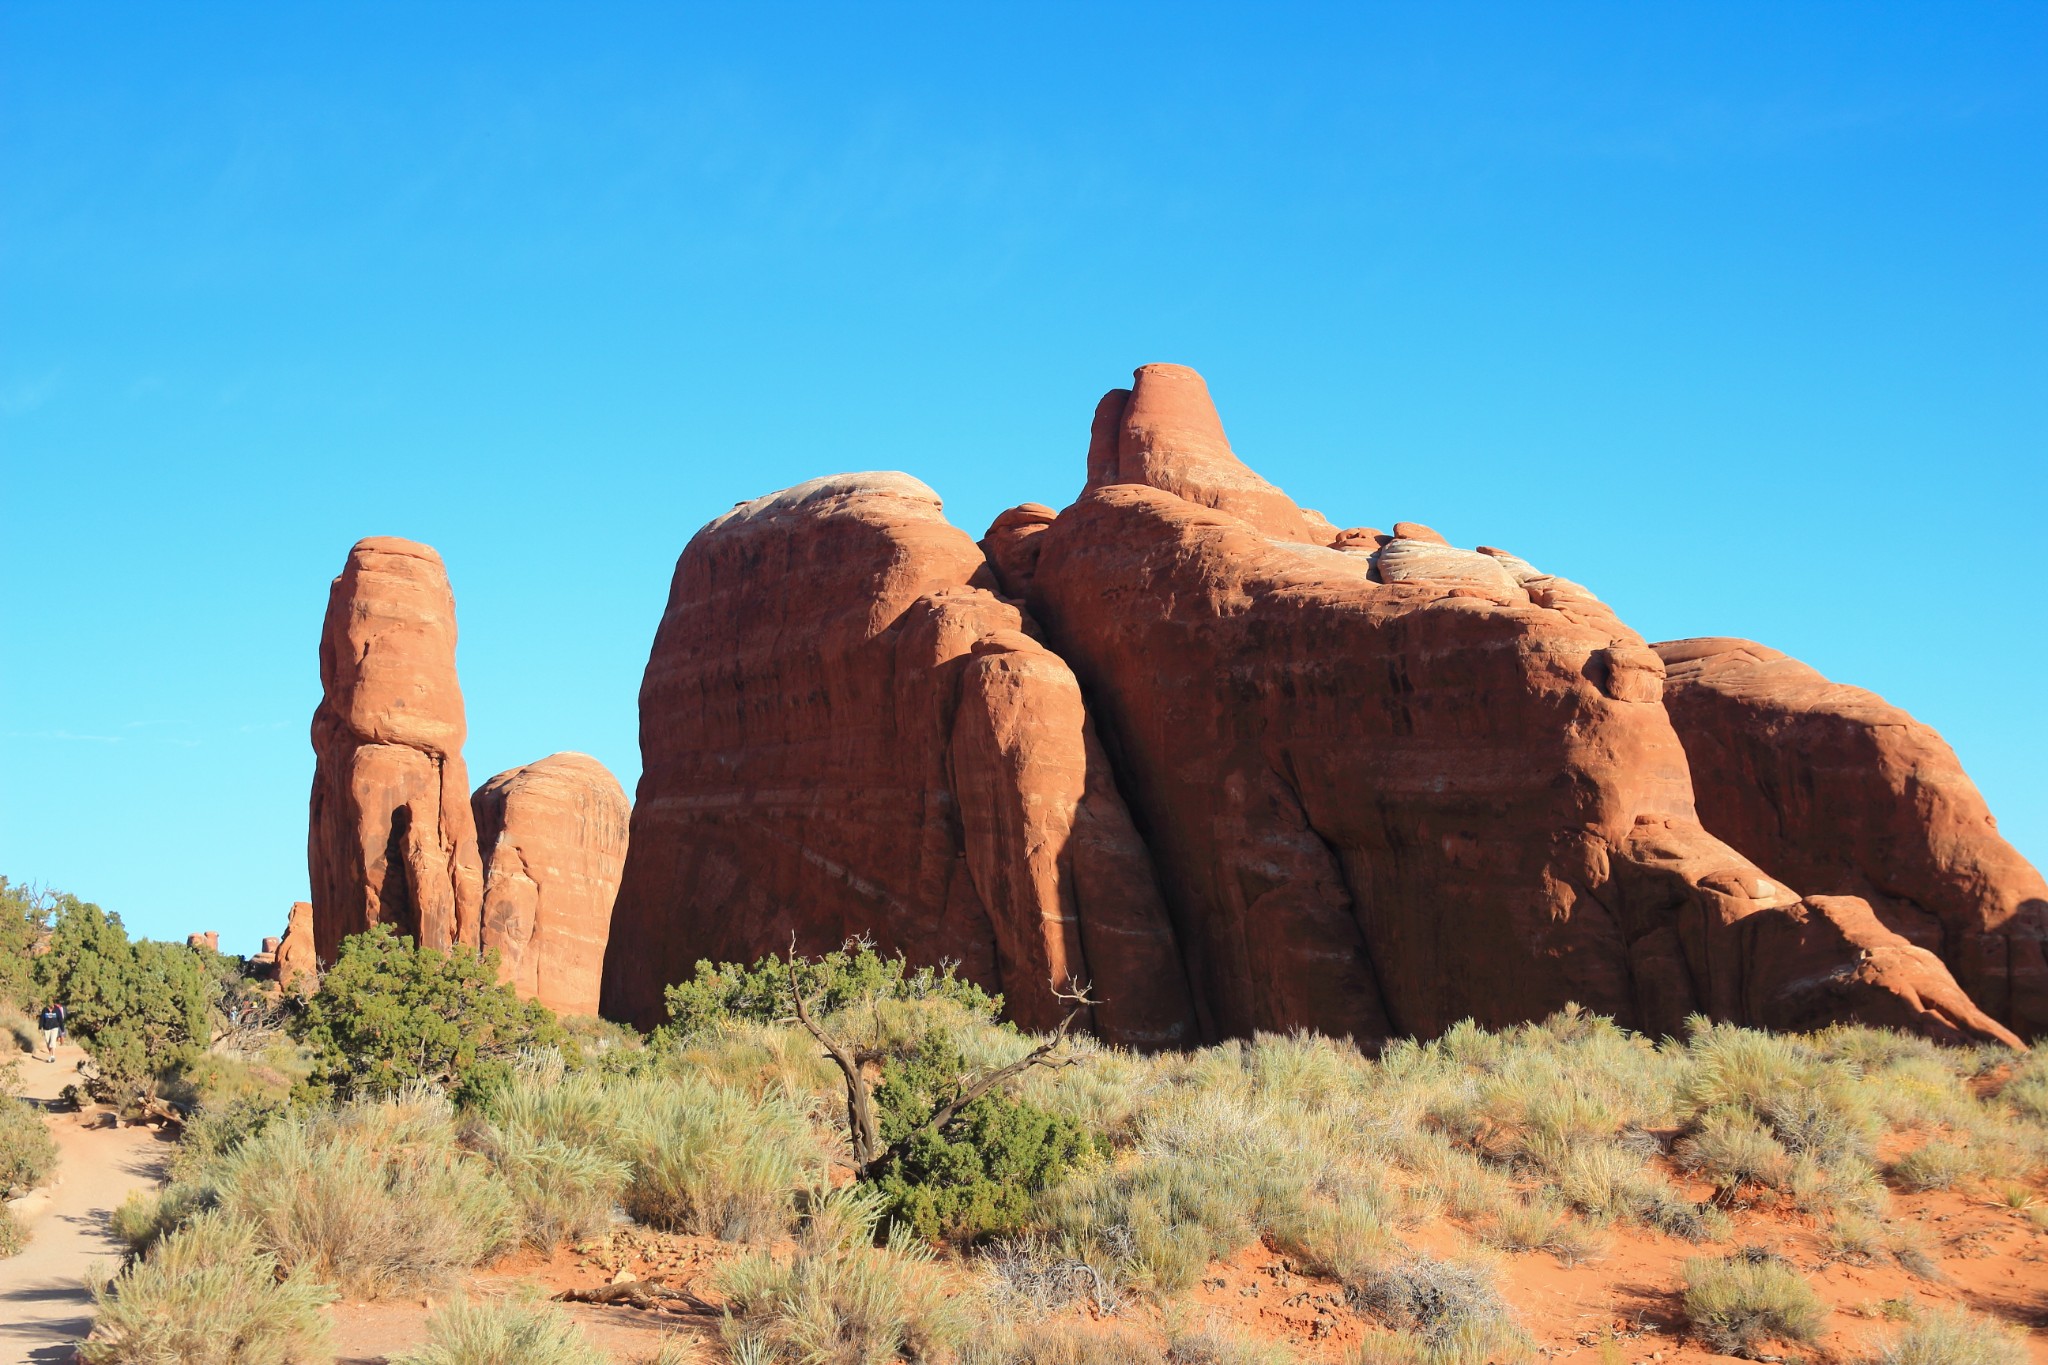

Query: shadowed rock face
[
  {"left": 600, "top": 365, "right": 2033, "bottom": 1049},
  {"left": 473, "top": 752, "right": 631, "bottom": 1017},
  {"left": 601, "top": 474, "right": 1197, "bottom": 1046},
  {"left": 1656, "top": 638, "right": 2048, "bottom": 1037},
  {"left": 307, "top": 537, "right": 484, "bottom": 964}
]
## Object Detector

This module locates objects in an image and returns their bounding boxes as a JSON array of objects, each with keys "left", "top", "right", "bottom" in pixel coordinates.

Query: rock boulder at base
[
  {"left": 473, "top": 752, "right": 631, "bottom": 1017},
  {"left": 601, "top": 473, "right": 1197, "bottom": 1047},
  {"left": 307, "top": 537, "right": 484, "bottom": 965},
  {"left": 1656, "top": 637, "right": 2048, "bottom": 1038}
]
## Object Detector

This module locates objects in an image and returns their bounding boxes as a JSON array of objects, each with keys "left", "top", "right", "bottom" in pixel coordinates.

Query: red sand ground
[{"left": 326, "top": 1175, "right": 2048, "bottom": 1365}]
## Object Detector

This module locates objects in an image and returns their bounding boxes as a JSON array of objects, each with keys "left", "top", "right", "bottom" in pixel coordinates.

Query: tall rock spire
[{"left": 307, "top": 536, "right": 483, "bottom": 964}]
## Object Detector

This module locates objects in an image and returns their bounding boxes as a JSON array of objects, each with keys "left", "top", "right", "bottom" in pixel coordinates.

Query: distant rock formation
[
  {"left": 473, "top": 753, "right": 630, "bottom": 1016},
  {"left": 307, "top": 537, "right": 483, "bottom": 965},
  {"left": 1656, "top": 638, "right": 2048, "bottom": 1037},
  {"left": 601, "top": 364, "right": 2034, "bottom": 1048},
  {"left": 600, "top": 474, "right": 1196, "bottom": 1046},
  {"left": 275, "top": 899, "right": 318, "bottom": 989},
  {"left": 250, "top": 901, "right": 319, "bottom": 989},
  {"left": 185, "top": 931, "right": 219, "bottom": 953}
]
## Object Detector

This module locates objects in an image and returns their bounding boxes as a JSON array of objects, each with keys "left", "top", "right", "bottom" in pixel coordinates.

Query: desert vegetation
[{"left": 54, "top": 934, "right": 2048, "bottom": 1365}]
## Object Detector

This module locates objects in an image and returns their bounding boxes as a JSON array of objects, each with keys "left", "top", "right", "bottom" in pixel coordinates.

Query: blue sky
[{"left": 3, "top": 3, "right": 2043, "bottom": 953}]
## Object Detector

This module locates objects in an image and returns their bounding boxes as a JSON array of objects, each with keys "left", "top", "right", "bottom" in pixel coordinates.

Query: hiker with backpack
[{"left": 37, "top": 1002, "right": 65, "bottom": 1063}]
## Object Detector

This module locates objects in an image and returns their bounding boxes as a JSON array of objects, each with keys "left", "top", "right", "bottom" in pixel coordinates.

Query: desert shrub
[
  {"left": 292, "top": 924, "right": 562, "bottom": 1103},
  {"left": 292, "top": 926, "right": 561, "bottom": 1103},
  {"left": 1871, "top": 1305, "right": 2028, "bottom": 1365},
  {"left": 1266, "top": 1195, "right": 1404, "bottom": 1284},
  {"left": 471, "top": 1122, "right": 628, "bottom": 1250},
  {"left": 35, "top": 897, "right": 216, "bottom": 1096},
  {"left": 209, "top": 1087, "right": 516, "bottom": 1297},
  {"left": 1165, "top": 1321, "right": 1295, "bottom": 1365},
  {"left": 1347, "top": 1255, "right": 1532, "bottom": 1365},
  {"left": 1890, "top": 1140, "right": 1977, "bottom": 1192},
  {"left": 870, "top": 1028, "right": 1098, "bottom": 1243},
  {"left": 1040, "top": 1140, "right": 1262, "bottom": 1294},
  {"left": 0, "top": 1013, "right": 37, "bottom": 1055},
  {"left": 1675, "top": 1109, "right": 1794, "bottom": 1195},
  {"left": 390, "top": 1292, "right": 589, "bottom": 1365},
  {"left": 0, "top": 1093, "right": 57, "bottom": 1196},
  {"left": 962, "top": 1320, "right": 1159, "bottom": 1365},
  {"left": 1681, "top": 1250, "right": 1827, "bottom": 1358},
  {"left": 2000, "top": 1054, "right": 2048, "bottom": 1125},
  {"left": 615, "top": 1070, "right": 828, "bottom": 1240},
  {"left": 79, "top": 1210, "right": 333, "bottom": 1365},
  {"left": 110, "top": 1183, "right": 215, "bottom": 1257},
  {"left": 1480, "top": 1194, "right": 1602, "bottom": 1264},
  {"left": 0, "top": 878, "right": 53, "bottom": 1012},
  {"left": 718, "top": 1185, "right": 968, "bottom": 1365},
  {"left": 0, "top": 1202, "right": 27, "bottom": 1257},
  {"left": 172, "top": 1092, "right": 292, "bottom": 1182},
  {"left": 664, "top": 939, "right": 1000, "bottom": 1038}
]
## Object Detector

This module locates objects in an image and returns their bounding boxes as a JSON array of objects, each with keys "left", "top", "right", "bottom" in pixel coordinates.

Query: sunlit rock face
[
  {"left": 307, "top": 537, "right": 483, "bottom": 964},
  {"left": 600, "top": 366, "right": 2032, "bottom": 1050}
]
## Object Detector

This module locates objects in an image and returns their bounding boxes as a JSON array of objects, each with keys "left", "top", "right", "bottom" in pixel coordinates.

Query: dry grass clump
[
  {"left": 209, "top": 1086, "right": 515, "bottom": 1298},
  {"left": 718, "top": 1186, "right": 967, "bottom": 1365},
  {"left": 0, "top": 1088, "right": 58, "bottom": 1198},
  {"left": 1346, "top": 1254, "right": 1533, "bottom": 1365},
  {"left": 0, "top": 1201, "right": 28, "bottom": 1258},
  {"left": 1680, "top": 1249, "right": 1827, "bottom": 1358},
  {"left": 474, "top": 1050, "right": 830, "bottom": 1244},
  {"left": 469, "top": 1053, "right": 630, "bottom": 1250},
  {"left": 614, "top": 1069, "right": 828, "bottom": 1240},
  {"left": 389, "top": 1292, "right": 590, "bottom": 1365},
  {"left": 78, "top": 1211, "right": 334, "bottom": 1365},
  {"left": 1869, "top": 1305, "right": 2029, "bottom": 1365}
]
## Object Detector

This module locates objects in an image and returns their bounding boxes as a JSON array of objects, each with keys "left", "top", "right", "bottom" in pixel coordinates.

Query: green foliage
[
  {"left": 79, "top": 1210, "right": 335, "bottom": 1365},
  {"left": 291, "top": 924, "right": 563, "bottom": 1103},
  {"left": 869, "top": 1029, "right": 1096, "bottom": 1243},
  {"left": 0, "top": 1093, "right": 58, "bottom": 1197},
  {"left": 0, "top": 877, "right": 51, "bottom": 1012},
  {"left": 1681, "top": 1250, "right": 1827, "bottom": 1358},
  {"left": 661, "top": 938, "right": 1000, "bottom": 1037},
  {"left": 34, "top": 895, "right": 215, "bottom": 1093},
  {"left": 390, "top": 1292, "right": 590, "bottom": 1365}
]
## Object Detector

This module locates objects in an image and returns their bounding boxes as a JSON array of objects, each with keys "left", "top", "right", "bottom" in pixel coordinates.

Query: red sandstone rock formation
[
  {"left": 601, "top": 474, "right": 1197, "bottom": 1046},
  {"left": 307, "top": 537, "right": 483, "bottom": 965},
  {"left": 1017, "top": 364, "right": 2015, "bottom": 1046},
  {"left": 601, "top": 364, "right": 2027, "bottom": 1050},
  {"left": 473, "top": 752, "right": 630, "bottom": 1017},
  {"left": 184, "top": 932, "right": 219, "bottom": 953},
  {"left": 252, "top": 901, "right": 320, "bottom": 988},
  {"left": 1656, "top": 638, "right": 2048, "bottom": 1038},
  {"left": 275, "top": 899, "right": 318, "bottom": 989}
]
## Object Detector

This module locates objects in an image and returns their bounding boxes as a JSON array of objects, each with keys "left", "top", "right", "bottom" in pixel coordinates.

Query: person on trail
[{"left": 37, "top": 1002, "right": 64, "bottom": 1063}]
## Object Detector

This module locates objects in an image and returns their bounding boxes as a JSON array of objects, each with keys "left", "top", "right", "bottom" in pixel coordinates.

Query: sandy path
[{"left": 0, "top": 1041, "right": 170, "bottom": 1365}]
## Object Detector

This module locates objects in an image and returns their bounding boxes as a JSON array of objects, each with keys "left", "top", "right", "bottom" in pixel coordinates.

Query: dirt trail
[{"left": 0, "top": 1040, "right": 170, "bottom": 1365}]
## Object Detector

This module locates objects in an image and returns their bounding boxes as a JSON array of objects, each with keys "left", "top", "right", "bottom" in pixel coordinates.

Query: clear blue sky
[{"left": 3, "top": 3, "right": 2043, "bottom": 954}]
